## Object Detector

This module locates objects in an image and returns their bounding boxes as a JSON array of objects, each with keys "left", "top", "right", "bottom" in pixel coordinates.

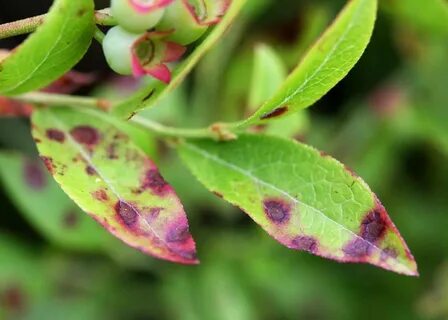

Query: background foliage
[{"left": 0, "top": 0, "right": 447, "bottom": 319}]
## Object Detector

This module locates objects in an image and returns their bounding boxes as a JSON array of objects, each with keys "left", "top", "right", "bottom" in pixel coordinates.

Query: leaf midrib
[{"left": 183, "top": 141, "right": 413, "bottom": 274}]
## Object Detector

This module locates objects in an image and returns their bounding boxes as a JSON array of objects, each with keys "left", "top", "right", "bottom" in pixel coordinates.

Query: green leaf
[
  {"left": 382, "top": 0, "right": 448, "bottom": 37},
  {"left": 0, "top": 0, "right": 94, "bottom": 95},
  {"left": 248, "top": 44, "right": 309, "bottom": 138},
  {"left": 0, "top": 152, "right": 114, "bottom": 251},
  {"left": 241, "top": 0, "right": 377, "bottom": 125},
  {"left": 248, "top": 44, "right": 287, "bottom": 111},
  {"left": 178, "top": 134, "right": 417, "bottom": 275},
  {"left": 112, "top": 0, "right": 247, "bottom": 119},
  {"left": 31, "top": 107, "right": 197, "bottom": 264}
]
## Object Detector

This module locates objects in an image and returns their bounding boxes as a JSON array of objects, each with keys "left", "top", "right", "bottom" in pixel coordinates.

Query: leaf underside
[
  {"left": 245, "top": 0, "right": 378, "bottom": 125},
  {"left": 179, "top": 134, "right": 418, "bottom": 276},
  {"left": 0, "top": 0, "right": 95, "bottom": 95},
  {"left": 32, "top": 107, "right": 197, "bottom": 264}
]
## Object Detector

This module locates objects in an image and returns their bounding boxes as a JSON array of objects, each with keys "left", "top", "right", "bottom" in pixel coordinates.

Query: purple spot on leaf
[
  {"left": 381, "top": 247, "right": 398, "bottom": 261},
  {"left": 115, "top": 201, "right": 138, "bottom": 227},
  {"left": 70, "top": 126, "right": 100, "bottom": 146},
  {"left": 85, "top": 165, "right": 96, "bottom": 176},
  {"left": 166, "top": 223, "right": 190, "bottom": 243},
  {"left": 23, "top": 160, "right": 46, "bottom": 190},
  {"left": 291, "top": 236, "right": 318, "bottom": 253},
  {"left": 173, "top": 249, "right": 198, "bottom": 262},
  {"left": 63, "top": 210, "right": 79, "bottom": 228},
  {"left": 263, "top": 198, "right": 291, "bottom": 224},
  {"left": 142, "top": 169, "right": 169, "bottom": 195},
  {"left": 149, "top": 207, "right": 162, "bottom": 220},
  {"left": 361, "top": 208, "right": 387, "bottom": 243},
  {"left": 343, "top": 238, "right": 372, "bottom": 258},
  {"left": 46, "top": 129, "right": 65, "bottom": 143}
]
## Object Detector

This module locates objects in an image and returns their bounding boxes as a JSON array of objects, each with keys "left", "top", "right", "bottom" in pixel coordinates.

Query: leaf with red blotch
[
  {"left": 42, "top": 71, "right": 96, "bottom": 94},
  {"left": 32, "top": 107, "right": 197, "bottom": 264},
  {"left": 178, "top": 134, "right": 418, "bottom": 276},
  {"left": 0, "top": 97, "right": 33, "bottom": 117}
]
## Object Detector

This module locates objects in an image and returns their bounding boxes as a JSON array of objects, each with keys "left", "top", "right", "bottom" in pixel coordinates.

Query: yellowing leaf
[{"left": 32, "top": 107, "right": 197, "bottom": 264}]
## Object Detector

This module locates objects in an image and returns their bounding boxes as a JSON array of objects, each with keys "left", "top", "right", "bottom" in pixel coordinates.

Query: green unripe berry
[
  {"left": 156, "top": 0, "right": 208, "bottom": 45},
  {"left": 111, "top": 0, "right": 165, "bottom": 33},
  {"left": 102, "top": 26, "right": 141, "bottom": 75}
]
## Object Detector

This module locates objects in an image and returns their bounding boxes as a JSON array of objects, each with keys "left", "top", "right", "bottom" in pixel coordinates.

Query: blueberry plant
[{"left": 0, "top": 0, "right": 418, "bottom": 275}]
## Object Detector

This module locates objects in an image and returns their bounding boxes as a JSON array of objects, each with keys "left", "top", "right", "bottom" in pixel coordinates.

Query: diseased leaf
[
  {"left": 178, "top": 134, "right": 417, "bottom": 275},
  {"left": 0, "top": 152, "right": 114, "bottom": 251},
  {"left": 241, "top": 0, "right": 377, "bottom": 126},
  {"left": 0, "top": 0, "right": 94, "bottom": 95},
  {"left": 112, "top": 0, "right": 247, "bottom": 119},
  {"left": 32, "top": 107, "right": 197, "bottom": 264}
]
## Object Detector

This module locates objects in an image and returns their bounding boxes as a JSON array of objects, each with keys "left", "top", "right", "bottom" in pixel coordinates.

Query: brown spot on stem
[
  {"left": 46, "top": 129, "right": 65, "bottom": 143},
  {"left": 263, "top": 198, "right": 291, "bottom": 224},
  {"left": 23, "top": 160, "right": 46, "bottom": 190},
  {"left": 260, "top": 106, "right": 288, "bottom": 120},
  {"left": 115, "top": 201, "right": 138, "bottom": 227},
  {"left": 291, "top": 236, "right": 318, "bottom": 253},
  {"left": 70, "top": 126, "right": 100, "bottom": 146}
]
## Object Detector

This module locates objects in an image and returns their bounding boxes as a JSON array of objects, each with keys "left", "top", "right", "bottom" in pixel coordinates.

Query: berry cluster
[{"left": 103, "top": 0, "right": 230, "bottom": 83}]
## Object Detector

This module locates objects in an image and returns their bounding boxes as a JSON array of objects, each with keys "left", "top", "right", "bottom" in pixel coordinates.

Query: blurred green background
[{"left": 0, "top": 0, "right": 447, "bottom": 319}]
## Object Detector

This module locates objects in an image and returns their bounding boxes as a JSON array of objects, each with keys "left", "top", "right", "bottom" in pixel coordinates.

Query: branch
[
  {"left": 132, "top": 117, "right": 237, "bottom": 141},
  {"left": 10, "top": 92, "right": 112, "bottom": 111},
  {"left": 0, "top": 8, "right": 116, "bottom": 40}
]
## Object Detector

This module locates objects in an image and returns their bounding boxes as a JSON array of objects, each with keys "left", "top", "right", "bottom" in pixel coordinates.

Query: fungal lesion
[
  {"left": 263, "top": 198, "right": 292, "bottom": 224},
  {"left": 259, "top": 106, "right": 289, "bottom": 120}
]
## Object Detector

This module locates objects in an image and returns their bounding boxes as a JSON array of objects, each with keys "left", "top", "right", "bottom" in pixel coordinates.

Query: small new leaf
[
  {"left": 32, "top": 107, "right": 197, "bottom": 264},
  {"left": 0, "top": 0, "right": 95, "bottom": 95},
  {"left": 243, "top": 0, "right": 377, "bottom": 126},
  {"left": 178, "top": 134, "right": 417, "bottom": 275}
]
